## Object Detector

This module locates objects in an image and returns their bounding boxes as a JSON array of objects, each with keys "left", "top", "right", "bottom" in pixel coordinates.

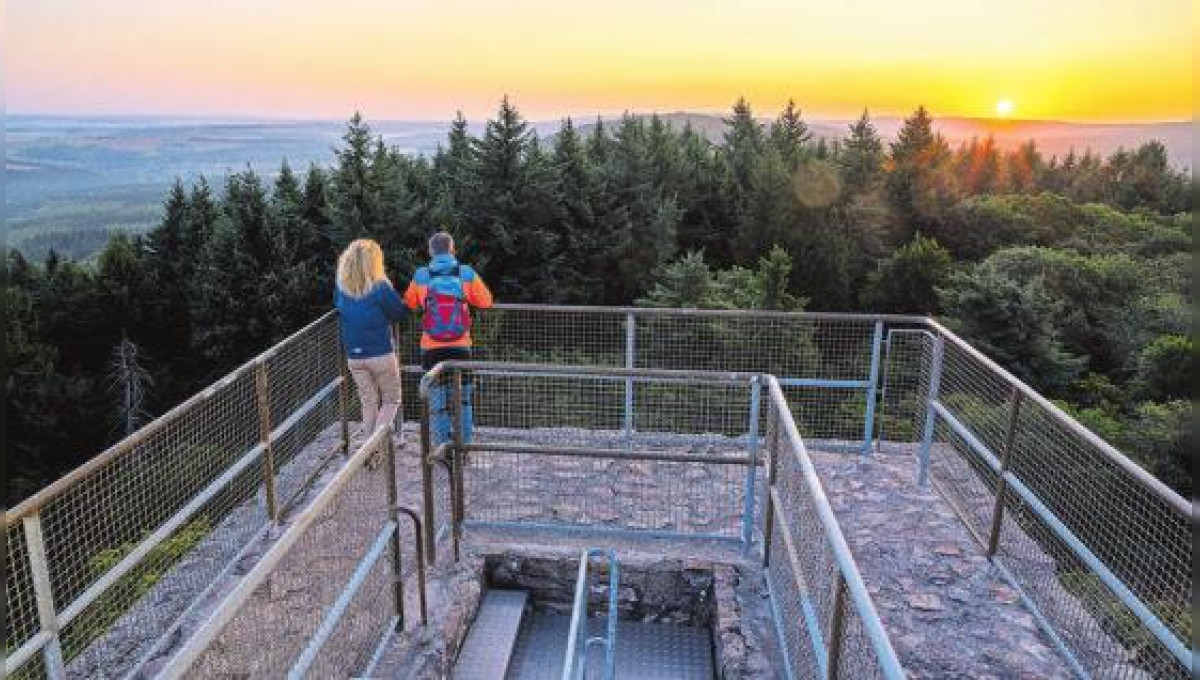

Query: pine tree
[
  {"left": 462, "top": 97, "right": 562, "bottom": 300},
  {"left": 550, "top": 117, "right": 607, "bottom": 302},
  {"left": 586, "top": 116, "right": 614, "bottom": 165},
  {"left": 768, "top": 99, "right": 812, "bottom": 171},
  {"left": 192, "top": 169, "right": 275, "bottom": 366},
  {"left": 329, "top": 112, "right": 382, "bottom": 245},
  {"left": 886, "top": 106, "right": 955, "bottom": 237},
  {"left": 721, "top": 97, "right": 765, "bottom": 216},
  {"left": 674, "top": 122, "right": 733, "bottom": 264},
  {"left": 840, "top": 110, "right": 884, "bottom": 193},
  {"left": 601, "top": 115, "right": 681, "bottom": 302},
  {"left": 735, "top": 146, "right": 794, "bottom": 263},
  {"left": 432, "top": 112, "right": 476, "bottom": 231}
]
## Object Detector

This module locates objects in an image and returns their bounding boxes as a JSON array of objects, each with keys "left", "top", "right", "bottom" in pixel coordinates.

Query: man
[{"left": 404, "top": 232, "right": 493, "bottom": 445}]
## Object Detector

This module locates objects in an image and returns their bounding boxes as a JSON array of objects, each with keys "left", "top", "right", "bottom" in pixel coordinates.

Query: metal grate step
[
  {"left": 506, "top": 612, "right": 714, "bottom": 680},
  {"left": 452, "top": 589, "right": 531, "bottom": 680}
]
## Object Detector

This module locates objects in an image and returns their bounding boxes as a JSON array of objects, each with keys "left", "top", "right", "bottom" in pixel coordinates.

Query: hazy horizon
[
  {"left": 8, "top": 0, "right": 1191, "bottom": 123},
  {"left": 6, "top": 109, "right": 1191, "bottom": 127}
]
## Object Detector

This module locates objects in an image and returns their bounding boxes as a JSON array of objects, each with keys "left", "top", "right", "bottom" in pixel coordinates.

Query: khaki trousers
[{"left": 347, "top": 353, "right": 402, "bottom": 436}]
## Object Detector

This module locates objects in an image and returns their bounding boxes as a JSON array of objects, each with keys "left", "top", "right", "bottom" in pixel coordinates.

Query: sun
[{"left": 995, "top": 99, "right": 1015, "bottom": 117}]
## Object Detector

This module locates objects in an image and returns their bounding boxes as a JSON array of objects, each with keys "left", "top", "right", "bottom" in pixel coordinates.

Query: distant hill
[
  {"left": 570, "top": 113, "right": 1192, "bottom": 169},
  {"left": 6, "top": 113, "right": 1190, "bottom": 260}
]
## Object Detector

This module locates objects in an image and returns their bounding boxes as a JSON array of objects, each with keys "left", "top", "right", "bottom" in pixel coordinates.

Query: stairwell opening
[{"left": 447, "top": 550, "right": 765, "bottom": 679}]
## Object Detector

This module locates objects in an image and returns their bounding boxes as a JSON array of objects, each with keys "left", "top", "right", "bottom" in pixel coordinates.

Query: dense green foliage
[{"left": 6, "top": 101, "right": 1192, "bottom": 503}]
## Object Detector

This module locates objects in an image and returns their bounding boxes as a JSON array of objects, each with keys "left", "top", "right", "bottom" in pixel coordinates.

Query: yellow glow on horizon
[
  {"left": 996, "top": 100, "right": 1015, "bottom": 117},
  {"left": 5, "top": 0, "right": 1192, "bottom": 122}
]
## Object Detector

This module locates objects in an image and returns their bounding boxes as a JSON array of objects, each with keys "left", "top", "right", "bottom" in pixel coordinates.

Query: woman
[{"left": 334, "top": 239, "right": 408, "bottom": 439}]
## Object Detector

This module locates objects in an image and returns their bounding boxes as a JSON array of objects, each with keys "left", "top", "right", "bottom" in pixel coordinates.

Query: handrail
[
  {"left": 162, "top": 424, "right": 393, "bottom": 677},
  {"left": 922, "top": 317, "right": 1189, "bottom": 516},
  {"left": 6, "top": 310, "right": 339, "bottom": 523},
  {"left": 418, "top": 360, "right": 760, "bottom": 398},
  {"left": 561, "top": 548, "right": 619, "bottom": 680},
  {"left": 163, "top": 423, "right": 425, "bottom": 677},
  {"left": 488, "top": 301, "right": 929, "bottom": 325},
  {"left": 763, "top": 375, "right": 907, "bottom": 679}
]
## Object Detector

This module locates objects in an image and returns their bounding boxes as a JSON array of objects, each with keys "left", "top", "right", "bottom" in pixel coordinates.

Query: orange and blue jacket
[{"left": 403, "top": 254, "right": 494, "bottom": 350}]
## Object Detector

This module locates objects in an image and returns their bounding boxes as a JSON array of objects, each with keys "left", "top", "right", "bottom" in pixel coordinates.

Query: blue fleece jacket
[{"left": 335, "top": 281, "right": 408, "bottom": 359}]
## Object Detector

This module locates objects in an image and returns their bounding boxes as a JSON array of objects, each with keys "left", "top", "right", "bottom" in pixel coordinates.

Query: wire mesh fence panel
[
  {"left": 782, "top": 384, "right": 868, "bottom": 446},
  {"left": 772, "top": 430, "right": 840, "bottom": 652},
  {"left": 396, "top": 308, "right": 627, "bottom": 368},
  {"left": 762, "top": 387, "right": 904, "bottom": 680},
  {"left": 5, "top": 524, "right": 49, "bottom": 680},
  {"left": 455, "top": 369, "right": 756, "bottom": 539},
  {"left": 33, "top": 367, "right": 264, "bottom": 676},
  {"left": 265, "top": 315, "right": 346, "bottom": 501},
  {"left": 995, "top": 489, "right": 1189, "bottom": 680},
  {"left": 934, "top": 339, "right": 1014, "bottom": 459},
  {"left": 184, "top": 446, "right": 395, "bottom": 679},
  {"left": 878, "top": 329, "right": 932, "bottom": 448},
  {"left": 270, "top": 393, "right": 344, "bottom": 515},
  {"left": 472, "top": 373, "right": 627, "bottom": 438},
  {"left": 300, "top": 543, "right": 398, "bottom": 678},
  {"left": 928, "top": 327, "right": 1192, "bottom": 679},
  {"left": 265, "top": 315, "right": 343, "bottom": 429},
  {"left": 37, "top": 366, "right": 259, "bottom": 611},
  {"left": 3, "top": 312, "right": 360, "bottom": 679},
  {"left": 59, "top": 453, "right": 273, "bottom": 676},
  {"left": 835, "top": 592, "right": 890, "bottom": 680},
  {"left": 766, "top": 526, "right": 821, "bottom": 680},
  {"left": 6, "top": 525, "right": 40, "bottom": 653},
  {"left": 924, "top": 419, "right": 1002, "bottom": 546},
  {"left": 463, "top": 451, "right": 749, "bottom": 537},
  {"left": 996, "top": 401, "right": 1192, "bottom": 679}
]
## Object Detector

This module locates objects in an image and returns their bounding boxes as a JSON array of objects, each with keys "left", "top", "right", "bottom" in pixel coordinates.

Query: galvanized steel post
[
  {"left": 383, "top": 430, "right": 407, "bottom": 627},
  {"left": 741, "top": 376, "right": 762, "bottom": 551},
  {"left": 987, "top": 388, "right": 1023, "bottom": 557},
  {"left": 419, "top": 398, "right": 436, "bottom": 565},
  {"left": 450, "top": 369, "right": 465, "bottom": 562},
  {"left": 860, "top": 321, "right": 884, "bottom": 458},
  {"left": 23, "top": 514, "right": 67, "bottom": 679},
  {"left": 875, "top": 328, "right": 894, "bottom": 453},
  {"left": 337, "top": 326, "right": 350, "bottom": 456},
  {"left": 825, "top": 573, "right": 848, "bottom": 680},
  {"left": 397, "top": 507, "right": 429, "bottom": 626},
  {"left": 254, "top": 359, "right": 279, "bottom": 521},
  {"left": 761, "top": 402, "right": 781, "bottom": 568},
  {"left": 916, "top": 334, "right": 945, "bottom": 487},
  {"left": 623, "top": 313, "right": 636, "bottom": 442}
]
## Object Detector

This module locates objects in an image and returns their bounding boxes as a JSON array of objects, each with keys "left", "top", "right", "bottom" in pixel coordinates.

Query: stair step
[
  {"left": 507, "top": 612, "right": 715, "bottom": 680},
  {"left": 451, "top": 589, "right": 530, "bottom": 680}
]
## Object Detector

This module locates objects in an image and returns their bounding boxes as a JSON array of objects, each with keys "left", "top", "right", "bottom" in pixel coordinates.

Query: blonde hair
[{"left": 336, "top": 239, "right": 389, "bottom": 298}]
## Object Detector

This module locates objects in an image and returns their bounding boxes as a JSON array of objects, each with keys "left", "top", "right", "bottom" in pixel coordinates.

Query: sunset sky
[{"left": 6, "top": 0, "right": 1193, "bottom": 122}]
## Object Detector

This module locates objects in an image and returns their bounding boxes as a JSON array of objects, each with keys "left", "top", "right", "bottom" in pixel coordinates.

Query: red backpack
[{"left": 422, "top": 266, "right": 471, "bottom": 342}]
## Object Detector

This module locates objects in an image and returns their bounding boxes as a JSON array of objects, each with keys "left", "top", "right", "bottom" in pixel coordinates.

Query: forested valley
[{"left": 7, "top": 98, "right": 1192, "bottom": 503}]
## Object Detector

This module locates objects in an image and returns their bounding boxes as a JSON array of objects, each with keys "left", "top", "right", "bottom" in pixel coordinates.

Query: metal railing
[
  {"left": 417, "top": 360, "right": 907, "bottom": 678},
  {"left": 396, "top": 305, "right": 923, "bottom": 455},
  {"left": 6, "top": 303, "right": 1193, "bottom": 679},
  {"left": 161, "top": 425, "right": 427, "bottom": 679},
  {"left": 5, "top": 312, "right": 349, "bottom": 680},
  {"left": 910, "top": 320, "right": 1193, "bottom": 680},
  {"left": 417, "top": 362, "right": 768, "bottom": 561},
  {"left": 761, "top": 375, "right": 906, "bottom": 680},
  {"left": 561, "top": 548, "right": 619, "bottom": 680}
]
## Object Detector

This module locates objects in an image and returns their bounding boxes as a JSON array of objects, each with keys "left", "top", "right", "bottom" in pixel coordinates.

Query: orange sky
[{"left": 5, "top": 0, "right": 1193, "bottom": 122}]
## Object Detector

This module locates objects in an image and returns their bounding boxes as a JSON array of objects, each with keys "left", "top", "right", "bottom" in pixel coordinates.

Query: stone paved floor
[
  {"left": 810, "top": 447, "right": 1072, "bottom": 679},
  {"left": 95, "top": 424, "right": 1081, "bottom": 678}
]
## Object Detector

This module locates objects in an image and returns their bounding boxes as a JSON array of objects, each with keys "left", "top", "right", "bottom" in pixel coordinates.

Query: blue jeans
[{"left": 429, "top": 382, "right": 474, "bottom": 446}]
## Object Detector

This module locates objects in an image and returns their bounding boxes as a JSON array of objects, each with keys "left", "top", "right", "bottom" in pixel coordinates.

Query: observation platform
[{"left": 5, "top": 305, "right": 1189, "bottom": 680}]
